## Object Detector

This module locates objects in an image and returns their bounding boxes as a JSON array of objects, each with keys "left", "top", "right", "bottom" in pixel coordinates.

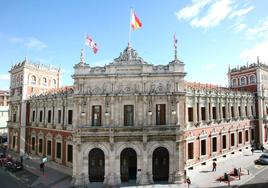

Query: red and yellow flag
[{"left": 130, "top": 11, "right": 142, "bottom": 30}]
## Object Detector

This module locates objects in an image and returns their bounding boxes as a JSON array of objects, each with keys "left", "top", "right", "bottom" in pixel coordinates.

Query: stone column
[
  {"left": 72, "top": 140, "right": 89, "bottom": 187},
  {"left": 104, "top": 146, "right": 121, "bottom": 188},
  {"left": 205, "top": 97, "right": 209, "bottom": 123},
  {"left": 197, "top": 97, "right": 201, "bottom": 124},
  {"left": 138, "top": 140, "right": 151, "bottom": 185},
  {"left": 174, "top": 138, "right": 185, "bottom": 183},
  {"left": 216, "top": 98, "right": 219, "bottom": 122},
  {"left": 193, "top": 97, "right": 197, "bottom": 124}
]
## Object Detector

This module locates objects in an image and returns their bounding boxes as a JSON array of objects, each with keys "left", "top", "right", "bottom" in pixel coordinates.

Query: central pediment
[{"left": 110, "top": 44, "right": 148, "bottom": 65}]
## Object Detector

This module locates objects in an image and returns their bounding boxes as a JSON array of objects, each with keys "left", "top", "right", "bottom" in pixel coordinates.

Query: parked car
[
  {"left": 5, "top": 161, "right": 23, "bottom": 172},
  {"left": 254, "top": 154, "right": 268, "bottom": 165}
]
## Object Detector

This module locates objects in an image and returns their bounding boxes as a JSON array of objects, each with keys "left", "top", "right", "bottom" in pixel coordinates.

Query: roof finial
[
  {"left": 80, "top": 48, "right": 85, "bottom": 64},
  {"left": 257, "top": 56, "right": 260, "bottom": 64},
  {"left": 174, "top": 33, "right": 178, "bottom": 60},
  {"left": 228, "top": 64, "right": 230, "bottom": 72}
]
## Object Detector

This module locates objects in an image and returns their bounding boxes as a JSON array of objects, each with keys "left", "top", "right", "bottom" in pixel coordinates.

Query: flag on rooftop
[
  {"left": 130, "top": 10, "right": 142, "bottom": 30},
  {"left": 85, "top": 34, "right": 98, "bottom": 54}
]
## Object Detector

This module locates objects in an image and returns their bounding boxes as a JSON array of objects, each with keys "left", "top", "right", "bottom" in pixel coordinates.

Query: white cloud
[
  {"left": 240, "top": 40, "right": 268, "bottom": 62},
  {"left": 25, "top": 37, "right": 47, "bottom": 50},
  {"left": 175, "top": 0, "right": 213, "bottom": 20},
  {"left": 190, "top": 0, "right": 232, "bottom": 28},
  {"left": 234, "top": 23, "right": 247, "bottom": 32},
  {"left": 246, "top": 17, "right": 268, "bottom": 40},
  {"left": 229, "top": 5, "right": 254, "bottom": 18},
  {"left": 176, "top": 0, "right": 254, "bottom": 29},
  {"left": 7, "top": 37, "right": 24, "bottom": 44},
  {"left": 7, "top": 36, "right": 47, "bottom": 50},
  {"left": 207, "top": 63, "right": 216, "bottom": 69},
  {"left": 0, "top": 74, "right": 10, "bottom": 81}
]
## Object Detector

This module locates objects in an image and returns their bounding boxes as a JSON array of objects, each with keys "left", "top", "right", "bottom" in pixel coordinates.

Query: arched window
[
  {"left": 31, "top": 75, "right": 36, "bottom": 85},
  {"left": 232, "top": 78, "right": 237, "bottom": 87},
  {"left": 42, "top": 77, "right": 47, "bottom": 86},
  {"left": 240, "top": 76, "right": 246, "bottom": 86},
  {"left": 249, "top": 75, "right": 256, "bottom": 84},
  {"left": 52, "top": 79, "right": 57, "bottom": 88}
]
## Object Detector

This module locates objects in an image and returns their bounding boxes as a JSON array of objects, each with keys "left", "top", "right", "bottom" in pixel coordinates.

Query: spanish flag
[{"left": 130, "top": 11, "right": 142, "bottom": 30}]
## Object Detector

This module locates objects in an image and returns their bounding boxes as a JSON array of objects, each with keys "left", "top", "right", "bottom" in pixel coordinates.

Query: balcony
[{"left": 75, "top": 124, "right": 180, "bottom": 137}]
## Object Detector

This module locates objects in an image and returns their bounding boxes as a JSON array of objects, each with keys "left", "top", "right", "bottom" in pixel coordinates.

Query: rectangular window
[
  {"left": 188, "top": 107, "right": 193, "bottom": 122},
  {"left": 124, "top": 105, "right": 134, "bottom": 126},
  {"left": 156, "top": 104, "right": 166, "bottom": 125},
  {"left": 47, "top": 140, "right": 51, "bottom": 156},
  {"left": 68, "top": 110, "right": 73, "bottom": 125},
  {"left": 197, "top": 103, "right": 199, "bottom": 121},
  {"left": 245, "top": 130, "right": 249, "bottom": 142},
  {"left": 231, "top": 106, "right": 234, "bottom": 118},
  {"left": 245, "top": 106, "right": 248, "bottom": 117},
  {"left": 201, "top": 107, "right": 206, "bottom": 121},
  {"left": 212, "top": 137, "right": 217, "bottom": 152},
  {"left": 39, "top": 110, "right": 43, "bottom": 123},
  {"left": 48, "top": 110, "right": 52, "bottom": 123},
  {"left": 238, "top": 132, "right": 242, "bottom": 144},
  {"left": 67, "top": 144, "right": 73, "bottom": 163},
  {"left": 212, "top": 107, "right": 216, "bottom": 120},
  {"left": 201, "top": 139, "right": 206, "bottom": 156},
  {"left": 39, "top": 139, "right": 43, "bottom": 153},
  {"left": 32, "top": 111, "right": 35, "bottom": 122},
  {"left": 188, "top": 142, "right": 194, "bottom": 160},
  {"left": 13, "top": 113, "right": 16, "bottom": 122},
  {"left": 251, "top": 106, "right": 253, "bottom": 116},
  {"left": 251, "top": 129, "right": 255, "bottom": 140},
  {"left": 56, "top": 142, "right": 61, "bottom": 159},
  {"left": 92, "top": 106, "right": 101, "bottom": 126},
  {"left": 238, "top": 106, "right": 241, "bottom": 117},
  {"left": 222, "top": 135, "right": 227, "bottom": 149},
  {"left": 12, "top": 136, "right": 16, "bottom": 148},
  {"left": 32, "top": 137, "right": 35, "bottom": 151},
  {"left": 231, "top": 133, "right": 235, "bottom": 146},
  {"left": 58, "top": 110, "right": 61, "bottom": 124},
  {"left": 222, "top": 107, "right": 226, "bottom": 119}
]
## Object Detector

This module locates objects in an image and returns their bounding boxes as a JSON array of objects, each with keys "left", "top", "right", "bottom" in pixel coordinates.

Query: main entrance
[
  {"left": 152, "top": 147, "right": 169, "bottom": 181},
  {"left": 120, "top": 148, "right": 137, "bottom": 182},
  {"left": 88, "top": 148, "right": 105, "bottom": 182}
]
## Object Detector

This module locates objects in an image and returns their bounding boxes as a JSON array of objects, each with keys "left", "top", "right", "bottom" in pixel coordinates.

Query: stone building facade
[
  {"left": 0, "top": 90, "right": 9, "bottom": 135},
  {"left": 7, "top": 46, "right": 268, "bottom": 187}
]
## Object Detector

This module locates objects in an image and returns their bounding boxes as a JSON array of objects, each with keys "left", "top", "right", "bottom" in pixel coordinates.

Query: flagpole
[{"left": 128, "top": 8, "right": 132, "bottom": 46}]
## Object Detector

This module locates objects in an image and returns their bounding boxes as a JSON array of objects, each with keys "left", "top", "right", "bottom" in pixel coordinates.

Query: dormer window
[
  {"left": 249, "top": 74, "right": 256, "bottom": 84},
  {"left": 240, "top": 76, "right": 246, "bottom": 86},
  {"left": 232, "top": 78, "right": 237, "bottom": 87},
  {"left": 31, "top": 75, "right": 37, "bottom": 85},
  {"left": 42, "top": 77, "right": 47, "bottom": 86}
]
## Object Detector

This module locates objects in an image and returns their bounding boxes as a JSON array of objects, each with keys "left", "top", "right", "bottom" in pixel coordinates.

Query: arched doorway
[
  {"left": 88, "top": 148, "right": 105, "bottom": 182},
  {"left": 152, "top": 147, "right": 169, "bottom": 181},
  {"left": 120, "top": 148, "right": 137, "bottom": 182}
]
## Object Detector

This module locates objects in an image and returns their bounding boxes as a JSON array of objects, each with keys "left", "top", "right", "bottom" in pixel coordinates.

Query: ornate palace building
[{"left": 7, "top": 45, "right": 268, "bottom": 187}]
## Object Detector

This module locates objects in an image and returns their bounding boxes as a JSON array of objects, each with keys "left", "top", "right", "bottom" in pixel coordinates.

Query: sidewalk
[
  {"left": 8, "top": 151, "right": 72, "bottom": 188},
  {"left": 185, "top": 148, "right": 268, "bottom": 188}
]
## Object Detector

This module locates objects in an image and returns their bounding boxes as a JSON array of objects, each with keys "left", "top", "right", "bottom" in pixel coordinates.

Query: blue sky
[{"left": 0, "top": 0, "right": 268, "bottom": 90}]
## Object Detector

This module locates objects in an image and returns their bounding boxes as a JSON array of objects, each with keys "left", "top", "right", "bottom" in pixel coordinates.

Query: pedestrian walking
[
  {"left": 186, "top": 177, "right": 191, "bottom": 188},
  {"left": 40, "top": 162, "right": 45, "bottom": 175},
  {"left": 212, "top": 161, "right": 217, "bottom": 171},
  {"left": 251, "top": 148, "right": 254, "bottom": 155},
  {"left": 260, "top": 145, "right": 265, "bottom": 152},
  {"left": 20, "top": 156, "right": 23, "bottom": 164}
]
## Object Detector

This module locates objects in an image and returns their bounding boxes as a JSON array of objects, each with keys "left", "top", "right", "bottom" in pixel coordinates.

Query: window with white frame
[
  {"left": 31, "top": 75, "right": 37, "bottom": 85},
  {"left": 42, "top": 77, "right": 47, "bottom": 86},
  {"left": 67, "top": 144, "right": 73, "bottom": 163},
  {"left": 187, "top": 142, "right": 194, "bottom": 160},
  {"left": 212, "top": 137, "right": 217, "bottom": 152},
  {"left": 232, "top": 78, "right": 237, "bottom": 86},
  {"left": 222, "top": 135, "right": 227, "bottom": 149},
  {"left": 249, "top": 75, "right": 256, "bottom": 84},
  {"left": 201, "top": 139, "right": 206, "bottom": 156},
  {"left": 56, "top": 142, "right": 62, "bottom": 159},
  {"left": 240, "top": 76, "right": 246, "bottom": 85}
]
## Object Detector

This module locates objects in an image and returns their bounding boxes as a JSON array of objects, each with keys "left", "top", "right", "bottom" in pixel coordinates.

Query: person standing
[{"left": 212, "top": 161, "right": 217, "bottom": 171}]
